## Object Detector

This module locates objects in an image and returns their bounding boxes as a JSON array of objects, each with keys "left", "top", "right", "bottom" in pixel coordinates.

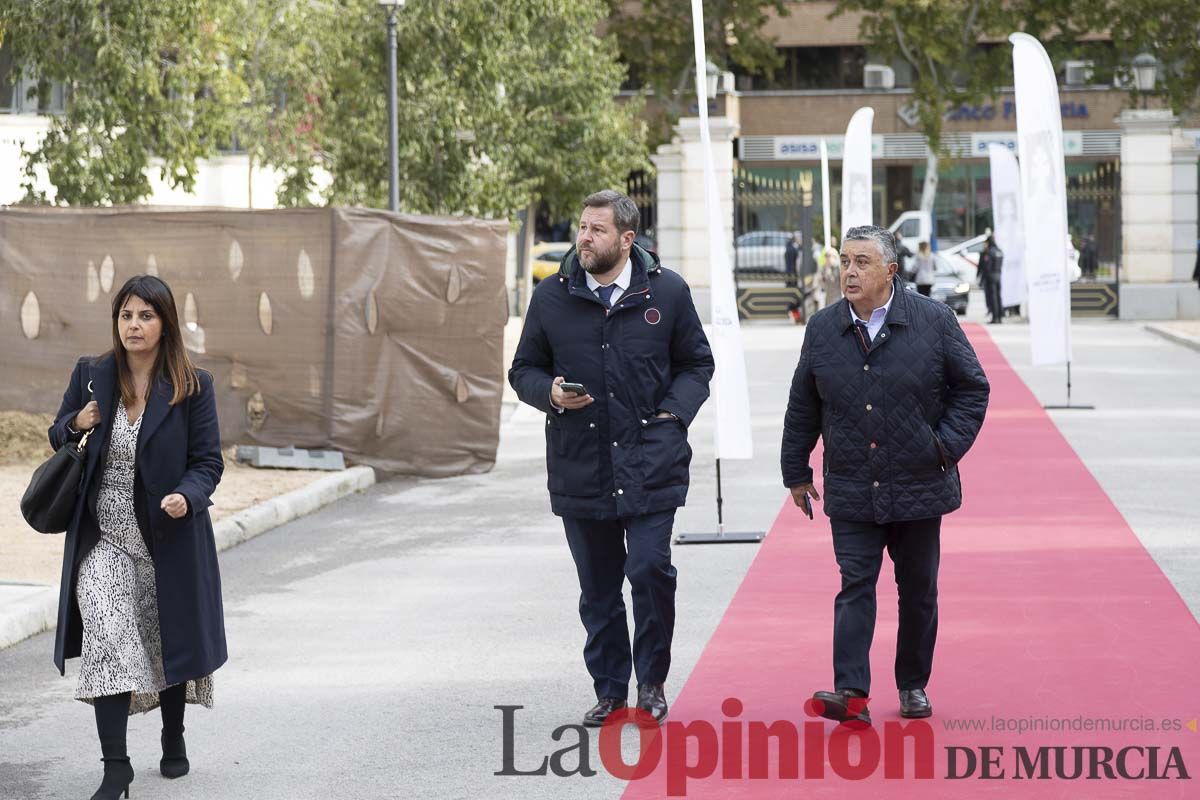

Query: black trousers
[
  {"left": 830, "top": 516, "right": 941, "bottom": 695},
  {"left": 985, "top": 278, "right": 1003, "bottom": 323},
  {"left": 562, "top": 509, "right": 677, "bottom": 700}
]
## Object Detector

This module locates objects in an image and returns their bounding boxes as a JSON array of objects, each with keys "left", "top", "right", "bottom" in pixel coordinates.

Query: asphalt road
[{"left": 2, "top": 293, "right": 1198, "bottom": 800}]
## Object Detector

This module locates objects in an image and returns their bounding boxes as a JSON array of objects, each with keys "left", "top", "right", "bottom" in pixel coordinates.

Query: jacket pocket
[
  {"left": 546, "top": 416, "right": 603, "bottom": 497},
  {"left": 822, "top": 424, "right": 837, "bottom": 477},
  {"left": 920, "top": 423, "right": 946, "bottom": 473},
  {"left": 639, "top": 417, "right": 690, "bottom": 490}
]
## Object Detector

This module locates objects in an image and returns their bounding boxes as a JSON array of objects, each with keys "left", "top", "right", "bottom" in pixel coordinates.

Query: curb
[
  {"left": 1145, "top": 324, "right": 1200, "bottom": 353},
  {"left": 0, "top": 465, "right": 376, "bottom": 652}
]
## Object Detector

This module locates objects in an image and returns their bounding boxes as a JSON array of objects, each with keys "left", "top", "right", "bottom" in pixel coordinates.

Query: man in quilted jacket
[{"left": 781, "top": 225, "right": 989, "bottom": 724}]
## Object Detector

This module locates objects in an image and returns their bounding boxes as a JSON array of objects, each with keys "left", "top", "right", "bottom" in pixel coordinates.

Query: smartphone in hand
[
  {"left": 560, "top": 382, "right": 588, "bottom": 396},
  {"left": 801, "top": 493, "right": 814, "bottom": 520}
]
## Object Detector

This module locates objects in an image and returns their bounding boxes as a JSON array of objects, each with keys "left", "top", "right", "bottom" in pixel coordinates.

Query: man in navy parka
[{"left": 509, "top": 189, "right": 714, "bottom": 727}]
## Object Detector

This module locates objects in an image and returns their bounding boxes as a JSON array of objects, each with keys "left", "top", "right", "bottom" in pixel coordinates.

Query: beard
[{"left": 579, "top": 240, "right": 623, "bottom": 274}]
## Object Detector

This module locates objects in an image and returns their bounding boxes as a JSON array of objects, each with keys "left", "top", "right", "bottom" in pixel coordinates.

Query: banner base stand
[
  {"left": 677, "top": 459, "right": 764, "bottom": 544},
  {"left": 1044, "top": 362, "right": 1094, "bottom": 411},
  {"left": 675, "top": 529, "right": 764, "bottom": 545}
]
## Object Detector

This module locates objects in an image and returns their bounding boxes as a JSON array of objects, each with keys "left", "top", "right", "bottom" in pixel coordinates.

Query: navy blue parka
[
  {"left": 509, "top": 244, "right": 714, "bottom": 519},
  {"left": 48, "top": 354, "right": 227, "bottom": 684}
]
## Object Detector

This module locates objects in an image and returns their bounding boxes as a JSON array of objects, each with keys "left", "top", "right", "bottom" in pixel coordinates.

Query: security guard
[{"left": 509, "top": 190, "right": 714, "bottom": 727}]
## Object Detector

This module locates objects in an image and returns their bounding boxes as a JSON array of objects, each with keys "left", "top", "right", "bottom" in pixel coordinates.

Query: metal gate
[
  {"left": 1067, "top": 160, "right": 1121, "bottom": 317},
  {"left": 626, "top": 170, "right": 656, "bottom": 247},
  {"left": 732, "top": 168, "right": 820, "bottom": 319}
]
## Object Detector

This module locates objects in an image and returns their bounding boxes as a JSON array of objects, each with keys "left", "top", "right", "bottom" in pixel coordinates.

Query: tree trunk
[
  {"left": 919, "top": 149, "right": 938, "bottom": 215},
  {"left": 247, "top": 152, "right": 254, "bottom": 209}
]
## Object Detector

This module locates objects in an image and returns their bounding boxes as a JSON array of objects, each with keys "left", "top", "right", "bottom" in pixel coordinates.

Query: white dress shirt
[
  {"left": 848, "top": 284, "right": 896, "bottom": 342},
  {"left": 586, "top": 258, "right": 632, "bottom": 306}
]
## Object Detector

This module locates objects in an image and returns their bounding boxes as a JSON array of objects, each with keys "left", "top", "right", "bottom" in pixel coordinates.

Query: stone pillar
[
  {"left": 1117, "top": 109, "right": 1200, "bottom": 319},
  {"left": 651, "top": 115, "right": 739, "bottom": 318}
]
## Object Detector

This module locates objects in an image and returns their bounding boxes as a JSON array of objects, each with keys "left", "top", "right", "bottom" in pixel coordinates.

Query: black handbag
[{"left": 21, "top": 378, "right": 94, "bottom": 534}]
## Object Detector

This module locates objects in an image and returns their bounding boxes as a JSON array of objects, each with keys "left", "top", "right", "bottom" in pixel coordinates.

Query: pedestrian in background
[
  {"left": 913, "top": 241, "right": 935, "bottom": 297},
  {"left": 1079, "top": 235, "right": 1098, "bottom": 280},
  {"left": 895, "top": 232, "right": 914, "bottom": 279},
  {"left": 509, "top": 190, "right": 714, "bottom": 728},
  {"left": 785, "top": 231, "right": 802, "bottom": 288},
  {"left": 821, "top": 239, "right": 842, "bottom": 307},
  {"left": 781, "top": 225, "right": 989, "bottom": 725},
  {"left": 47, "top": 275, "right": 226, "bottom": 800},
  {"left": 978, "top": 235, "right": 1005, "bottom": 324}
]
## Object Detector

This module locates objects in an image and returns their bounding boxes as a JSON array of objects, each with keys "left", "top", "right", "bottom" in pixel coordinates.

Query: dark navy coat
[
  {"left": 48, "top": 354, "right": 227, "bottom": 684},
  {"left": 509, "top": 244, "right": 714, "bottom": 519},
  {"left": 781, "top": 279, "right": 990, "bottom": 523}
]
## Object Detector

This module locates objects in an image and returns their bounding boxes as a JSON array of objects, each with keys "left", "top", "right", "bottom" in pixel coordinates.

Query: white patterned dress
[{"left": 75, "top": 398, "right": 214, "bottom": 715}]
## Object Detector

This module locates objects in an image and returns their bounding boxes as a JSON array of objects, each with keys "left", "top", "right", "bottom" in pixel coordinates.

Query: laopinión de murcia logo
[{"left": 495, "top": 699, "right": 1191, "bottom": 796}]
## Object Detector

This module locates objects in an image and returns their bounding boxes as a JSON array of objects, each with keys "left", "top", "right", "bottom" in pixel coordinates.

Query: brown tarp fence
[{"left": 0, "top": 207, "right": 509, "bottom": 477}]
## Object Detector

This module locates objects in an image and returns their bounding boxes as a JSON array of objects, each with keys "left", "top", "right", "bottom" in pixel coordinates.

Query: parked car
[
  {"left": 941, "top": 233, "right": 990, "bottom": 276},
  {"left": 904, "top": 253, "right": 971, "bottom": 316},
  {"left": 943, "top": 233, "right": 1082, "bottom": 282},
  {"left": 530, "top": 241, "right": 572, "bottom": 284},
  {"left": 734, "top": 231, "right": 791, "bottom": 273},
  {"left": 734, "top": 231, "right": 823, "bottom": 275}
]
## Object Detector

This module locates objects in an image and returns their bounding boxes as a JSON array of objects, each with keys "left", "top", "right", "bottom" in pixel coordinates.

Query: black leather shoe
[
  {"left": 636, "top": 684, "right": 669, "bottom": 726},
  {"left": 899, "top": 689, "right": 932, "bottom": 719},
  {"left": 811, "top": 689, "right": 871, "bottom": 726},
  {"left": 582, "top": 697, "right": 627, "bottom": 727}
]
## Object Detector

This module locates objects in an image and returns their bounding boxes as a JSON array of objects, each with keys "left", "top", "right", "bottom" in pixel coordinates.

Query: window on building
[
  {"left": 737, "top": 47, "right": 869, "bottom": 90},
  {"left": 0, "top": 45, "right": 67, "bottom": 114}
]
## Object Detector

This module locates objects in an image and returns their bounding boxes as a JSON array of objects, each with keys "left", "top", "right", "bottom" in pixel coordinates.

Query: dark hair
[
  {"left": 582, "top": 190, "right": 640, "bottom": 236},
  {"left": 843, "top": 225, "right": 897, "bottom": 265},
  {"left": 109, "top": 275, "right": 199, "bottom": 407}
]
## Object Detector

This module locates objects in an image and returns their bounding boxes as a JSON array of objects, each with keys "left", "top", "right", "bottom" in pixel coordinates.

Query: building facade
[{"left": 644, "top": 1, "right": 1199, "bottom": 319}]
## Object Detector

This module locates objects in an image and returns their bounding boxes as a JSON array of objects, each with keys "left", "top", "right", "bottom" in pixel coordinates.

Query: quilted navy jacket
[
  {"left": 509, "top": 243, "right": 714, "bottom": 519},
  {"left": 781, "top": 278, "right": 989, "bottom": 523}
]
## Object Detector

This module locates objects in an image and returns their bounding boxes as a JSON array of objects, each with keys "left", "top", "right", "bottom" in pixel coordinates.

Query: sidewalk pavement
[
  {"left": 1145, "top": 320, "right": 1200, "bottom": 352},
  {"left": 0, "top": 465, "right": 375, "bottom": 651}
]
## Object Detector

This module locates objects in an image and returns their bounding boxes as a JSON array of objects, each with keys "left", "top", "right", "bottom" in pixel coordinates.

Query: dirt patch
[
  {"left": 0, "top": 411, "right": 56, "bottom": 465},
  {"left": 0, "top": 412, "right": 330, "bottom": 587}
]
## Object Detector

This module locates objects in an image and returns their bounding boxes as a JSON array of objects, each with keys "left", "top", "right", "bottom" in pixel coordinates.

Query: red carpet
[{"left": 618, "top": 324, "right": 1200, "bottom": 798}]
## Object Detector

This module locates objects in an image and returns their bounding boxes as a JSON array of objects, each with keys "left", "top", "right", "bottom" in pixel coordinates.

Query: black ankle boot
[
  {"left": 92, "top": 693, "right": 133, "bottom": 799},
  {"left": 160, "top": 729, "right": 189, "bottom": 779},
  {"left": 90, "top": 757, "right": 134, "bottom": 800}
]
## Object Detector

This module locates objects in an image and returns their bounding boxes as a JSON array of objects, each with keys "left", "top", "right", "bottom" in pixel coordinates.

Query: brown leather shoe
[
  {"left": 582, "top": 697, "right": 627, "bottom": 727},
  {"left": 811, "top": 688, "right": 871, "bottom": 726},
  {"left": 636, "top": 683, "right": 669, "bottom": 725},
  {"left": 899, "top": 689, "right": 932, "bottom": 719}
]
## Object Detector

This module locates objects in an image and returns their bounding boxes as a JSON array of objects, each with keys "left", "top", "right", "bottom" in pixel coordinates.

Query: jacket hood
[{"left": 557, "top": 242, "right": 661, "bottom": 279}]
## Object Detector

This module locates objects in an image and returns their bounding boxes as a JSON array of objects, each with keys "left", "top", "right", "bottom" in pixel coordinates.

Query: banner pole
[{"left": 674, "top": 0, "right": 762, "bottom": 546}]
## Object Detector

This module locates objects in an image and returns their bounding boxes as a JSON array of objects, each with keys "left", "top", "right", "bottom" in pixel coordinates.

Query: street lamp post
[
  {"left": 379, "top": 0, "right": 405, "bottom": 212},
  {"left": 1131, "top": 52, "right": 1158, "bottom": 110}
]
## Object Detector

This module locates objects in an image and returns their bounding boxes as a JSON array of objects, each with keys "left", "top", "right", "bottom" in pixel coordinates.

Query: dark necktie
[
  {"left": 596, "top": 284, "right": 618, "bottom": 308},
  {"left": 854, "top": 319, "right": 872, "bottom": 351}
]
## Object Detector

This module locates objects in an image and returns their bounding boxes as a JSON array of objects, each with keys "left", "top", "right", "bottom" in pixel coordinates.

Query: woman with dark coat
[{"left": 48, "top": 275, "right": 226, "bottom": 800}]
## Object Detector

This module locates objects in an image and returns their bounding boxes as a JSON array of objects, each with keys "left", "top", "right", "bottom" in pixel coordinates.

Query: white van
[{"left": 889, "top": 210, "right": 933, "bottom": 249}]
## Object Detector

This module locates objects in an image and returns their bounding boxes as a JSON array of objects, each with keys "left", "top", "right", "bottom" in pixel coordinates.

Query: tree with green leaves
[
  {"left": 829, "top": 0, "right": 1024, "bottom": 215},
  {"left": 0, "top": 0, "right": 647, "bottom": 219},
  {"left": 607, "top": 0, "right": 789, "bottom": 142},
  {"left": 0, "top": 0, "right": 241, "bottom": 205},
  {"left": 294, "top": 0, "right": 648, "bottom": 219}
]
